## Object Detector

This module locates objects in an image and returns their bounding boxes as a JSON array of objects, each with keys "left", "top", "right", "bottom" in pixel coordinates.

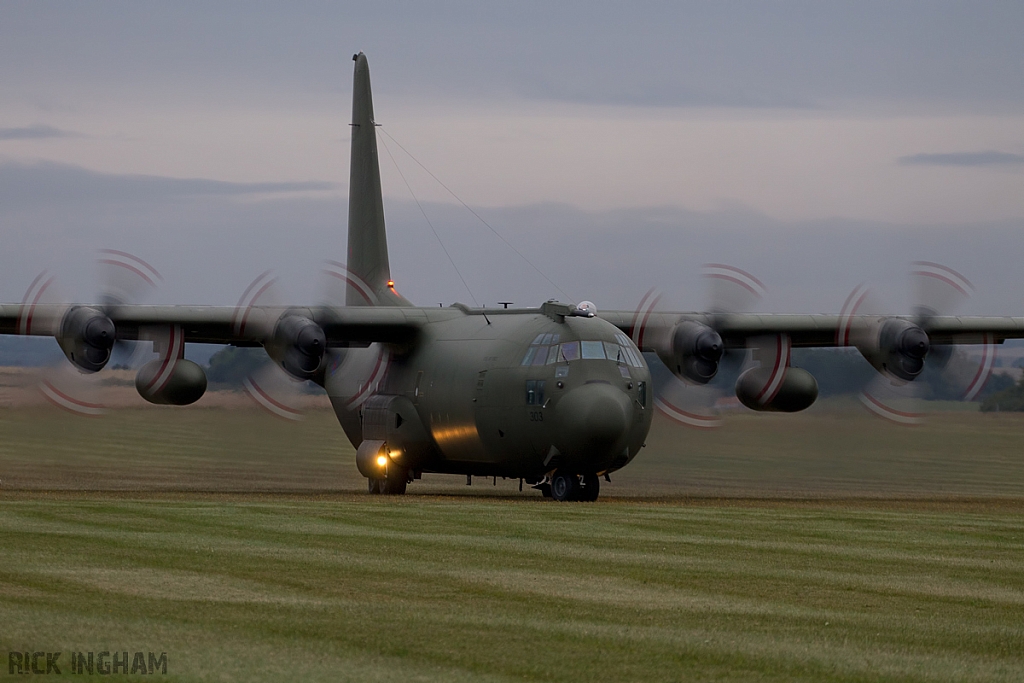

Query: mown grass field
[
  {"left": 3, "top": 399, "right": 1024, "bottom": 498},
  {"left": 1, "top": 496, "right": 1022, "bottom": 682},
  {"left": 1, "top": 400, "right": 1024, "bottom": 681}
]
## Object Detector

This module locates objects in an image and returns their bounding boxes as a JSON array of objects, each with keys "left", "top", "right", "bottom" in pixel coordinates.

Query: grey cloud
[
  {"left": 1, "top": 184, "right": 1023, "bottom": 318},
  {"left": 0, "top": 161, "right": 337, "bottom": 212},
  {"left": 0, "top": 124, "right": 77, "bottom": 140},
  {"left": 1, "top": 2, "right": 1023, "bottom": 110},
  {"left": 899, "top": 151, "right": 1024, "bottom": 168}
]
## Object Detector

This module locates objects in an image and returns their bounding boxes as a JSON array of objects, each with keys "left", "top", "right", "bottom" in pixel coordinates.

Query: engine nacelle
[
  {"left": 136, "top": 359, "right": 208, "bottom": 405},
  {"left": 264, "top": 315, "right": 326, "bottom": 381},
  {"left": 862, "top": 318, "right": 930, "bottom": 382},
  {"left": 735, "top": 366, "right": 818, "bottom": 412},
  {"left": 57, "top": 306, "right": 116, "bottom": 372},
  {"left": 661, "top": 321, "right": 724, "bottom": 384}
]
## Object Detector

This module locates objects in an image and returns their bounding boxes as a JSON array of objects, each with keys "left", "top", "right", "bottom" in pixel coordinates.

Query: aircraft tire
[
  {"left": 579, "top": 473, "right": 600, "bottom": 502},
  {"left": 379, "top": 468, "right": 408, "bottom": 495},
  {"left": 367, "top": 478, "right": 382, "bottom": 494},
  {"left": 550, "top": 472, "right": 577, "bottom": 502}
]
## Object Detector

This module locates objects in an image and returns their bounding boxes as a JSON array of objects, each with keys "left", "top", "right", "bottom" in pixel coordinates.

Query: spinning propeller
[
  {"left": 634, "top": 264, "right": 778, "bottom": 429},
  {"left": 840, "top": 262, "right": 995, "bottom": 424},
  {"left": 16, "top": 251, "right": 190, "bottom": 415},
  {"left": 232, "top": 270, "right": 323, "bottom": 420},
  {"left": 232, "top": 261, "right": 390, "bottom": 419}
]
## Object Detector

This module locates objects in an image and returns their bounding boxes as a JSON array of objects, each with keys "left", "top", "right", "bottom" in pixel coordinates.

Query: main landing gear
[
  {"left": 367, "top": 467, "right": 408, "bottom": 495},
  {"left": 548, "top": 471, "right": 600, "bottom": 502},
  {"left": 365, "top": 469, "right": 600, "bottom": 500}
]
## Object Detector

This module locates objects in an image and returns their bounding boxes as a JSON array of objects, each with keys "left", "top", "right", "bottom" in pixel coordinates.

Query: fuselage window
[
  {"left": 605, "top": 342, "right": 624, "bottom": 363},
  {"left": 559, "top": 341, "right": 580, "bottom": 362},
  {"left": 521, "top": 347, "right": 538, "bottom": 366},
  {"left": 532, "top": 333, "right": 546, "bottom": 345},
  {"left": 638, "top": 380, "right": 647, "bottom": 407},
  {"left": 531, "top": 347, "right": 549, "bottom": 366},
  {"left": 555, "top": 365, "right": 569, "bottom": 378},
  {"left": 581, "top": 341, "right": 606, "bottom": 359},
  {"left": 526, "top": 379, "right": 546, "bottom": 405}
]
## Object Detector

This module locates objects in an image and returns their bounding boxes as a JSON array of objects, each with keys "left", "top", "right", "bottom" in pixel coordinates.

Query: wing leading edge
[
  {"left": 0, "top": 304, "right": 425, "bottom": 347},
  {"left": 598, "top": 311, "right": 1024, "bottom": 349}
]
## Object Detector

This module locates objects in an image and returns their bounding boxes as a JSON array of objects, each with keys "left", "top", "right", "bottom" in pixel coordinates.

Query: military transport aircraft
[{"left": 2, "top": 53, "right": 1023, "bottom": 501}]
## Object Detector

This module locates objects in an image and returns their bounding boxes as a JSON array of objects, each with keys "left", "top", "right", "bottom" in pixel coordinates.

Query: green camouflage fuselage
[{"left": 327, "top": 305, "right": 653, "bottom": 479}]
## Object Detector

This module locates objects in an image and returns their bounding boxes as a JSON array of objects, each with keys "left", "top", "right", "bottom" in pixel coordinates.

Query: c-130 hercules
[{"left": 3, "top": 53, "right": 1024, "bottom": 501}]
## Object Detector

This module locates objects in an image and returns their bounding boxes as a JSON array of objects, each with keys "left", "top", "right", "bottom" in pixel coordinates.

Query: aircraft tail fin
[{"left": 347, "top": 53, "right": 408, "bottom": 307}]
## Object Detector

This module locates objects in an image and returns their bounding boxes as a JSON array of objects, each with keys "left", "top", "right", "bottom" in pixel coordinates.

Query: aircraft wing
[
  {"left": 597, "top": 311, "right": 1024, "bottom": 348},
  {"left": 0, "top": 304, "right": 425, "bottom": 347}
]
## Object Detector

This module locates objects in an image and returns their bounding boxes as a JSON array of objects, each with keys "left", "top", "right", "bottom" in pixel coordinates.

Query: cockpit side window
[
  {"left": 531, "top": 347, "right": 549, "bottom": 366},
  {"left": 616, "top": 333, "right": 645, "bottom": 367}
]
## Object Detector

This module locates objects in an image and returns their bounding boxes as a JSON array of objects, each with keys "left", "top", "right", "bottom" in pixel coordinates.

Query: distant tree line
[
  {"left": 205, "top": 346, "right": 322, "bottom": 394},
  {"left": 980, "top": 376, "right": 1024, "bottom": 412},
  {"left": 648, "top": 347, "right": 1015, "bottom": 404},
  {"left": 205, "top": 347, "right": 266, "bottom": 387}
]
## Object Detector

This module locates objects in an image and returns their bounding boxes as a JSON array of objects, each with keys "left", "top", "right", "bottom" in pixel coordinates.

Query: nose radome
[{"left": 554, "top": 382, "right": 630, "bottom": 460}]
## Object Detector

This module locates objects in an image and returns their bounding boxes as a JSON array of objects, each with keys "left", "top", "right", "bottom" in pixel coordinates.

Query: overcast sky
[{"left": 1, "top": 1, "right": 1023, "bottom": 316}]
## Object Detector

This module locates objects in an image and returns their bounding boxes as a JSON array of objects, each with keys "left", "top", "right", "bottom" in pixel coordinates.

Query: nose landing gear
[{"left": 549, "top": 471, "right": 600, "bottom": 502}]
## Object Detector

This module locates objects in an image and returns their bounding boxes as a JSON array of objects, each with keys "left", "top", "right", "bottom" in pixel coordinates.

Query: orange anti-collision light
[{"left": 387, "top": 280, "right": 395, "bottom": 288}]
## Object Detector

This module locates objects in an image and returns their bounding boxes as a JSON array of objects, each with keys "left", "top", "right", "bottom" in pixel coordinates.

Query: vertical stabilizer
[{"left": 348, "top": 53, "right": 406, "bottom": 306}]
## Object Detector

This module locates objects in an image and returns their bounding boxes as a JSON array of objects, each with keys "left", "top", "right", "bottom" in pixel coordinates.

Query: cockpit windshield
[{"left": 520, "top": 333, "right": 644, "bottom": 368}]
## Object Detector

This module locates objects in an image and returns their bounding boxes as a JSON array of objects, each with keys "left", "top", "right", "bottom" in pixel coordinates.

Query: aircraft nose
[{"left": 554, "top": 382, "right": 631, "bottom": 463}]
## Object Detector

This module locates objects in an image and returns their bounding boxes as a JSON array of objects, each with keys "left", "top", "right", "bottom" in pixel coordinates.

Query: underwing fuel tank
[
  {"left": 734, "top": 366, "right": 818, "bottom": 412},
  {"left": 136, "top": 359, "right": 208, "bottom": 406}
]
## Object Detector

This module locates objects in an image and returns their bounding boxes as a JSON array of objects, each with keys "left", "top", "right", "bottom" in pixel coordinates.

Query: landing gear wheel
[
  {"left": 550, "top": 472, "right": 578, "bottom": 502},
  {"left": 579, "top": 473, "right": 600, "bottom": 502},
  {"left": 379, "top": 468, "right": 408, "bottom": 495}
]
